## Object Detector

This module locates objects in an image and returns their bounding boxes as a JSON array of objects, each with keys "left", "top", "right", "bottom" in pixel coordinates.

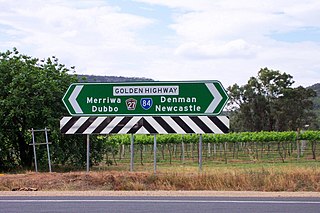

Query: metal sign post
[
  {"left": 44, "top": 127, "right": 52, "bottom": 172},
  {"left": 86, "top": 135, "right": 90, "bottom": 173},
  {"left": 154, "top": 134, "right": 157, "bottom": 174},
  {"left": 199, "top": 134, "right": 203, "bottom": 172},
  {"left": 30, "top": 128, "right": 38, "bottom": 173},
  {"left": 130, "top": 134, "right": 134, "bottom": 172},
  {"left": 29, "top": 128, "right": 52, "bottom": 172}
]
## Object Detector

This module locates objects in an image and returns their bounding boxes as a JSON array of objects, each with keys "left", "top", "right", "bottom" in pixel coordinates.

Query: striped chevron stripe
[{"left": 60, "top": 116, "right": 229, "bottom": 134}]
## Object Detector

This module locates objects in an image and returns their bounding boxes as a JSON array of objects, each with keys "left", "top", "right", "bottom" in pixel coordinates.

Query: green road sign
[{"left": 62, "top": 81, "right": 229, "bottom": 116}]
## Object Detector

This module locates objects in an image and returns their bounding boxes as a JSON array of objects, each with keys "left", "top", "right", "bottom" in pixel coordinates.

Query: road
[{"left": 0, "top": 196, "right": 320, "bottom": 213}]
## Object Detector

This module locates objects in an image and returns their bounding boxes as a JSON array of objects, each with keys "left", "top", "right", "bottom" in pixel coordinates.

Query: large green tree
[
  {"left": 0, "top": 48, "right": 77, "bottom": 169},
  {"left": 227, "top": 68, "right": 317, "bottom": 132}
]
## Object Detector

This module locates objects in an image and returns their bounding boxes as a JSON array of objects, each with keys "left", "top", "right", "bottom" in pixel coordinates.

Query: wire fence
[{"left": 98, "top": 140, "right": 319, "bottom": 170}]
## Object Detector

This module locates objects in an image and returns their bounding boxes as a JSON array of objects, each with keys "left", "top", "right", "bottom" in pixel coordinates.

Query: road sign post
[
  {"left": 86, "top": 135, "right": 90, "bottom": 173},
  {"left": 61, "top": 81, "right": 229, "bottom": 173},
  {"left": 62, "top": 81, "right": 229, "bottom": 116}
]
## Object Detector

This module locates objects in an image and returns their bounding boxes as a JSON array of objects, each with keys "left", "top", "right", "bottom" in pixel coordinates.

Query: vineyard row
[{"left": 101, "top": 130, "right": 320, "bottom": 145}]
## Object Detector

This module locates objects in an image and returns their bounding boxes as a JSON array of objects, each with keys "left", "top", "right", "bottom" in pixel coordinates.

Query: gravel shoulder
[{"left": 1, "top": 191, "right": 320, "bottom": 197}]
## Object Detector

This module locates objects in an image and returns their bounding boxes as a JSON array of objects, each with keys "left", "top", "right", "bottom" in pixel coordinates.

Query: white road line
[{"left": 0, "top": 200, "right": 319, "bottom": 204}]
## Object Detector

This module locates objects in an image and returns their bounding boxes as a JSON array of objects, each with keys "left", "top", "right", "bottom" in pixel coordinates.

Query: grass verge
[{"left": 1, "top": 165, "right": 320, "bottom": 191}]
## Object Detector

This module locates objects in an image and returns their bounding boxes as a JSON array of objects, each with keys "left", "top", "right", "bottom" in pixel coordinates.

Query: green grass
[{"left": 90, "top": 157, "right": 320, "bottom": 174}]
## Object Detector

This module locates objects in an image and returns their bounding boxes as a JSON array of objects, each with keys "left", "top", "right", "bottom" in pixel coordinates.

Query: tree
[
  {"left": 0, "top": 48, "right": 77, "bottom": 169},
  {"left": 227, "top": 68, "right": 316, "bottom": 132}
]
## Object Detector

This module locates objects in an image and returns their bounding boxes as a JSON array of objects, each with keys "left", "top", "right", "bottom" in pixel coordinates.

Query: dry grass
[{"left": 1, "top": 166, "right": 320, "bottom": 191}]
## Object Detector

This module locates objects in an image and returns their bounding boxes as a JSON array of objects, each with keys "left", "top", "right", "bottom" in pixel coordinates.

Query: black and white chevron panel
[{"left": 60, "top": 116, "right": 229, "bottom": 135}]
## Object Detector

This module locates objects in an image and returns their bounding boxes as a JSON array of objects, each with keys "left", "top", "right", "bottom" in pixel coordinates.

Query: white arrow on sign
[
  {"left": 69, "top": 85, "right": 83, "bottom": 113},
  {"left": 204, "top": 83, "right": 223, "bottom": 113}
]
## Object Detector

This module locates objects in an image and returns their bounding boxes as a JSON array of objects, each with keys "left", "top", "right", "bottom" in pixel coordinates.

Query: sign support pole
[
  {"left": 199, "top": 134, "right": 203, "bottom": 172},
  {"left": 181, "top": 135, "right": 185, "bottom": 164},
  {"left": 31, "top": 128, "right": 38, "bottom": 173},
  {"left": 44, "top": 127, "right": 52, "bottom": 172},
  {"left": 154, "top": 134, "right": 157, "bottom": 175},
  {"left": 86, "top": 135, "right": 90, "bottom": 173},
  {"left": 130, "top": 134, "right": 134, "bottom": 172}
]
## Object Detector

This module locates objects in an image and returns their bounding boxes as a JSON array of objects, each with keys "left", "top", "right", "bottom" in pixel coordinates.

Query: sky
[{"left": 0, "top": 0, "right": 320, "bottom": 88}]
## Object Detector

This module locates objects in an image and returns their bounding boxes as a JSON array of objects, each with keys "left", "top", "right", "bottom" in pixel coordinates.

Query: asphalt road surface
[{"left": 0, "top": 196, "right": 320, "bottom": 213}]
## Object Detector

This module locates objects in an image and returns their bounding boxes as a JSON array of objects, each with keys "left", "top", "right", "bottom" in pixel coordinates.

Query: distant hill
[
  {"left": 308, "top": 83, "right": 320, "bottom": 96},
  {"left": 76, "top": 74, "right": 154, "bottom": 83},
  {"left": 308, "top": 83, "right": 320, "bottom": 128},
  {"left": 308, "top": 83, "right": 320, "bottom": 110}
]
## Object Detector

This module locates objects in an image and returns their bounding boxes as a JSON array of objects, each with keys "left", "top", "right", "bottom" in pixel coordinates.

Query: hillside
[
  {"left": 308, "top": 83, "right": 320, "bottom": 107},
  {"left": 308, "top": 83, "right": 320, "bottom": 110},
  {"left": 309, "top": 83, "right": 320, "bottom": 95},
  {"left": 308, "top": 83, "right": 320, "bottom": 128},
  {"left": 76, "top": 74, "right": 154, "bottom": 83}
]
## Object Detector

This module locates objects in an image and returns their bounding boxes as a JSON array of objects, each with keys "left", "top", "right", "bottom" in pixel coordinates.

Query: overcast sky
[{"left": 1, "top": 0, "right": 320, "bottom": 87}]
